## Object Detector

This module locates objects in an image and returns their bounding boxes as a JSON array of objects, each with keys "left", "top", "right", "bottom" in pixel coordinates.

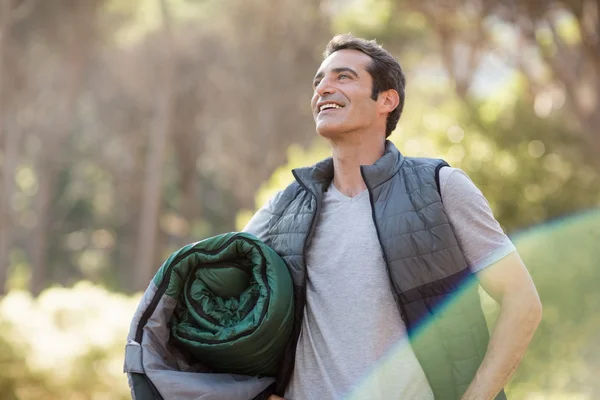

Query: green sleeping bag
[{"left": 149, "top": 232, "right": 294, "bottom": 377}]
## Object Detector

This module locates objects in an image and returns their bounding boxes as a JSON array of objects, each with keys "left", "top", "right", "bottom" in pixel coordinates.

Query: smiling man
[{"left": 244, "top": 34, "right": 542, "bottom": 400}]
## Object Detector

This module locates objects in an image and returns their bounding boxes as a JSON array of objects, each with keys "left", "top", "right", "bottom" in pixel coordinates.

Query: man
[{"left": 244, "top": 34, "right": 542, "bottom": 400}]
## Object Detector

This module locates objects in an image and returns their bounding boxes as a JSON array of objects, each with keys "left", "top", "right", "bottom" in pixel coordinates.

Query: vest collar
[{"left": 292, "top": 140, "right": 405, "bottom": 190}]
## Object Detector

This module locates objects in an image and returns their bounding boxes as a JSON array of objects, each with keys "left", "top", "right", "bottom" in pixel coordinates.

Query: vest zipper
[
  {"left": 360, "top": 167, "right": 408, "bottom": 326},
  {"left": 288, "top": 171, "right": 321, "bottom": 392},
  {"left": 291, "top": 171, "right": 321, "bottom": 288}
]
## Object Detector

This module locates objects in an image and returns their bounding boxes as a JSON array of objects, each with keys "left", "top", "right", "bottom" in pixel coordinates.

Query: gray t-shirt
[{"left": 243, "top": 167, "right": 515, "bottom": 400}]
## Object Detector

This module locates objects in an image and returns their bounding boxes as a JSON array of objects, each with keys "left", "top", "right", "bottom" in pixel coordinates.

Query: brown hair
[{"left": 324, "top": 34, "right": 406, "bottom": 137}]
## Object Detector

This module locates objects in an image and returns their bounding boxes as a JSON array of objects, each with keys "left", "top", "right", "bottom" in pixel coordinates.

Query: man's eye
[
  {"left": 339, "top": 74, "right": 349, "bottom": 80},
  {"left": 313, "top": 80, "right": 321, "bottom": 88}
]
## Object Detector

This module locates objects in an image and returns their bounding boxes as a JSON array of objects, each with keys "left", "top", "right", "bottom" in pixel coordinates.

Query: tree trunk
[
  {"left": 29, "top": 165, "right": 53, "bottom": 295},
  {"left": 0, "top": 122, "right": 20, "bottom": 296},
  {"left": 0, "top": 0, "right": 12, "bottom": 295},
  {"left": 132, "top": 0, "right": 175, "bottom": 291},
  {"left": 173, "top": 122, "right": 201, "bottom": 246},
  {"left": 115, "top": 145, "right": 144, "bottom": 293},
  {"left": 29, "top": 3, "right": 96, "bottom": 295}
]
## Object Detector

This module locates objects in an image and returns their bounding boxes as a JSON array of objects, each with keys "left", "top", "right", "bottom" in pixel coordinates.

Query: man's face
[{"left": 311, "top": 49, "right": 380, "bottom": 139}]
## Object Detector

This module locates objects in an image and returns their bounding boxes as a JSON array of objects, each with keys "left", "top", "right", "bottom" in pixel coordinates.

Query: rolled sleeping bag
[
  {"left": 168, "top": 232, "right": 294, "bottom": 376},
  {"left": 124, "top": 232, "right": 293, "bottom": 400}
]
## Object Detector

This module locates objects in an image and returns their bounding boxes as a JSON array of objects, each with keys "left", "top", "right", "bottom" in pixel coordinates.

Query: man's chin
[{"left": 315, "top": 123, "right": 346, "bottom": 139}]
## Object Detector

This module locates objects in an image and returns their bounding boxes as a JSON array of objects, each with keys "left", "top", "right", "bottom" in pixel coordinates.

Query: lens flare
[{"left": 345, "top": 209, "right": 600, "bottom": 399}]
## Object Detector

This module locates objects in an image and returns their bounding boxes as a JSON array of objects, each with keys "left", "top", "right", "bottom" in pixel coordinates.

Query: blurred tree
[
  {"left": 0, "top": 1, "right": 14, "bottom": 294},
  {"left": 399, "top": 0, "right": 600, "bottom": 164},
  {"left": 133, "top": 0, "right": 175, "bottom": 291},
  {"left": 323, "top": 0, "right": 600, "bottom": 232},
  {"left": 0, "top": 0, "right": 37, "bottom": 295},
  {"left": 0, "top": 0, "right": 332, "bottom": 293},
  {"left": 197, "top": 0, "right": 329, "bottom": 209},
  {"left": 27, "top": 1, "right": 102, "bottom": 295},
  {"left": 0, "top": 0, "right": 596, "bottom": 299}
]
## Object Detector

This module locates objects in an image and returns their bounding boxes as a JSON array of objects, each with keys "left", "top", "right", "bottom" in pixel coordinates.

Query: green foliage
[
  {"left": 0, "top": 283, "right": 140, "bottom": 399},
  {"left": 331, "top": 0, "right": 435, "bottom": 67},
  {"left": 507, "top": 210, "right": 600, "bottom": 397}
]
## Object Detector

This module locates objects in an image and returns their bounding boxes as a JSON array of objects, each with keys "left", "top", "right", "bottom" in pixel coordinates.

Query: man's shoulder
[
  {"left": 403, "top": 155, "right": 449, "bottom": 170},
  {"left": 282, "top": 180, "right": 303, "bottom": 195},
  {"left": 261, "top": 181, "right": 303, "bottom": 215},
  {"left": 437, "top": 167, "right": 481, "bottom": 198},
  {"left": 277, "top": 180, "right": 303, "bottom": 202},
  {"left": 400, "top": 156, "right": 450, "bottom": 194}
]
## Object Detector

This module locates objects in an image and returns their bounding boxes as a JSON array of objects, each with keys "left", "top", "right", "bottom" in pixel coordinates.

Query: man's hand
[
  {"left": 462, "top": 251, "right": 542, "bottom": 400},
  {"left": 268, "top": 396, "right": 285, "bottom": 400}
]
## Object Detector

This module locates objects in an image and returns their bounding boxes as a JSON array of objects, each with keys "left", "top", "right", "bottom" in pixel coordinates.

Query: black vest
[{"left": 259, "top": 141, "right": 506, "bottom": 400}]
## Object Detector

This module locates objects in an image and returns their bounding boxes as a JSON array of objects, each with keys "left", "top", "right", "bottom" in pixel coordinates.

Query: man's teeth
[{"left": 320, "top": 103, "right": 343, "bottom": 111}]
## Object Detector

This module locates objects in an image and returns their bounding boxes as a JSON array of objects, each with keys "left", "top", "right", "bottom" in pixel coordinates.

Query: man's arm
[
  {"left": 461, "top": 251, "right": 542, "bottom": 400},
  {"left": 437, "top": 167, "right": 542, "bottom": 399}
]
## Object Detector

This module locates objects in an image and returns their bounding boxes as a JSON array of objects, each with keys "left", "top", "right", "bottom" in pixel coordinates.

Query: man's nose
[{"left": 315, "top": 78, "right": 334, "bottom": 97}]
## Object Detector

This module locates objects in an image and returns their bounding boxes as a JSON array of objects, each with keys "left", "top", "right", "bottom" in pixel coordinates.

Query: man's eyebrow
[
  {"left": 331, "top": 67, "right": 359, "bottom": 78},
  {"left": 313, "top": 67, "right": 359, "bottom": 83}
]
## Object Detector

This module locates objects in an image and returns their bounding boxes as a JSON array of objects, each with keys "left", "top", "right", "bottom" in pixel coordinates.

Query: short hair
[{"left": 324, "top": 34, "right": 406, "bottom": 138}]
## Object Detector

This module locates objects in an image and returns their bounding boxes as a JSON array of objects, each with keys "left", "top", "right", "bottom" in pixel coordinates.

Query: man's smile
[{"left": 317, "top": 101, "right": 345, "bottom": 115}]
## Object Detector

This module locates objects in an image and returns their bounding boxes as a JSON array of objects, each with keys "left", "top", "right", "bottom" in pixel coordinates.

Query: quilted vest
[{"left": 259, "top": 141, "right": 506, "bottom": 400}]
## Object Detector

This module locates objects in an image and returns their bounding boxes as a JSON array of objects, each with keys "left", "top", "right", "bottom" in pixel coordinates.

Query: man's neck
[{"left": 330, "top": 135, "right": 385, "bottom": 198}]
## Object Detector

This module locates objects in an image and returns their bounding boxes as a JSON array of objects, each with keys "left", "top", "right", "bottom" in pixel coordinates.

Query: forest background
[{"left": 0, "top": 0, "right": 599, "bottom": 398}]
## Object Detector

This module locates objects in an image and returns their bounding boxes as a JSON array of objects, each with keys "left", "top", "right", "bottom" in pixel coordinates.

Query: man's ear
[{"left": 379, "top": 89, "right": 400, "bottom": 113}]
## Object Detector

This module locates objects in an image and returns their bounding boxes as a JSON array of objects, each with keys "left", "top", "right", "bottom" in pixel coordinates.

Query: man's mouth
[{"left": 318, "top": 103, "right": 344, "bottom": 113}]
